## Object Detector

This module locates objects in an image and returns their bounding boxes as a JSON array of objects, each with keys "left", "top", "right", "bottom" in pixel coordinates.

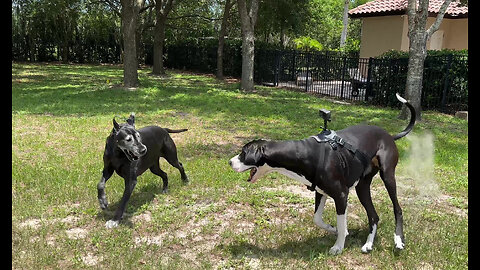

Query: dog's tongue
[{"left": 247, "top": 168, "right": 257, "bottom": 182}]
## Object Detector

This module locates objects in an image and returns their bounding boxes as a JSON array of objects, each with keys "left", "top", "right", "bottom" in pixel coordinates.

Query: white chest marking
[
  {"left": 350, "top": 180, "right": 360, "bottom": 191},
  {"left": 272, "top": 167, "right": 327, "bottom": 195}
]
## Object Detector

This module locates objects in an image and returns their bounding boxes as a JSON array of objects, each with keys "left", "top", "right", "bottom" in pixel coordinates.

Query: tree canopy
[{"left": 12, "top": 0, "right": 368, "bottom": 63}]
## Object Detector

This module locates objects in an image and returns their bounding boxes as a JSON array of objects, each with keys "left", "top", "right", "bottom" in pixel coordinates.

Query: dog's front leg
[
  {"left": 106, "top": 168, "right": 138, "bottom": 229},
  {"left": 97, "top": 167, "right": 114, "bottom": 210},
  {"left": 329, "top": 193, "right": 349, "bottom": 255}
]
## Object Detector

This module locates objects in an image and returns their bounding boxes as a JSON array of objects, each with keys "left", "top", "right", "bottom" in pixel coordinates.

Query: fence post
[
  {"left": 276, "top": 50, "right": 281, "bottom": 86},
  {"left": 292, "top": 51, "right": 296, "bottom": 82},
  {"left": 366, "top": 57, "right": 373, "bottom": 101},
  {"left": 441, "top": 54, "right": 453, "bottom": 112},
  {"left": 305, "top": 52, "right": 311, "bottom": 92},
  {"left": 340, "top": 56, "right": 347, "bottom": 98}
]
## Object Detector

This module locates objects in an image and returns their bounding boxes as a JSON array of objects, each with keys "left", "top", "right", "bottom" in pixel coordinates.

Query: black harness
[{"left": 306, "top": 129, "right": 370, "bottom": 192}]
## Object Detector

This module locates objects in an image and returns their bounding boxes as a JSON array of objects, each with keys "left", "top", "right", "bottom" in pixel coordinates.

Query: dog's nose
[
  {"left": 139, "top": 146, "right": 147, "bottom": 155},
  {"left": 228, "top": 160, "right": 232, "bottom": 167}
]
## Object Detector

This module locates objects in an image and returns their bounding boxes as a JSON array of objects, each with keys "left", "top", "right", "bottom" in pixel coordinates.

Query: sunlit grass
[{"left": 12, "top": 62, "right": 467, "bottom": 269}]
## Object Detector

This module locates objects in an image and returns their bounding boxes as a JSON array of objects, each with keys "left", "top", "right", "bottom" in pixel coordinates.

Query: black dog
[
  {"left": 98, "top": 113, "right": 189, "bottom": 228},
  {"left": 229, "top": 94, "right": 415, "bottom": 255}
]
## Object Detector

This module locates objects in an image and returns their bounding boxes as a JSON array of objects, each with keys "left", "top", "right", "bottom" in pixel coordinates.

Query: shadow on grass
[
  {"left": 224, "top": 228, "right": 368, "bottom": 261},
  {"left": 12, "top": 63, "right": 422, "bottom": 145},
  {"left": 95, "top": 181, "right": 173, "bottom": 227}
]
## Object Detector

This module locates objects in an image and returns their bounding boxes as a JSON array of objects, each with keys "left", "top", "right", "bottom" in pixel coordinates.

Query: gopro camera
[{"left": 319, "top": 109, "right": 331, "bottom": 131}]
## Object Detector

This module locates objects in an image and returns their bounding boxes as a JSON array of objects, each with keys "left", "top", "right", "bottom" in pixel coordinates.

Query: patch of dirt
[
  {"left": 261, "top": 184, "right": 314, "bottom": 199},
  {"left": 18, "top": 218, "right": 42, "bottom": 230},
  {"left": 65, "top": 227, "right": 88, "bottom": 240},
  {"left": 81, "top": 253, "right": 103, "bottom": 267},
  {"left": 131, "top": 211, "right": 152, "bottom": 224}
]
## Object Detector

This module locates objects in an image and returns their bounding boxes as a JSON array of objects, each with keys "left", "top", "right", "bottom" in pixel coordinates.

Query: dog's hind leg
[
  {"left": 314, "top": 192, "right": 336, "bottom": 234},
  {"left": 355, "top": 169, "right": 380, "bottom": 253},
  {"left": 380, "top": 168, "right": 405, "bottom": 250},
  {"left": 162, "top": 138, "right": 189, "bottom": 183},
  {"left": 377, "top": 147, "right": 405, "bottom": 250},
  {"left": 329, "top": 191, "right": 349, "bottom": 255},
  {"left": 98, "top": 166, "right": 114, "bottom": 210},
  {"left": 150, "top": 162, "right": 169, "bottom": 193}
]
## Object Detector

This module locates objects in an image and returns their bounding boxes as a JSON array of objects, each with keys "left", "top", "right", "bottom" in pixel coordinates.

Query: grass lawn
[{"left": 12, "top": 62, "right": 468, "bottom": 269}]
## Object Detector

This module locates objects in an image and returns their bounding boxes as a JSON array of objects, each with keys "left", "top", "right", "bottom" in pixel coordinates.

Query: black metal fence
[
  {"left": 164, "top": 45, "right": 467, "bottom": 114},
  {"left": 254, "top": 50, "right": 468, "bottom": 114}
]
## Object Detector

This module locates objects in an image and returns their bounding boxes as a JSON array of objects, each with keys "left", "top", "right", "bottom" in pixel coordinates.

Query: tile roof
[{"left": 349, "top": 0, "right": 468, "bottom": 18}]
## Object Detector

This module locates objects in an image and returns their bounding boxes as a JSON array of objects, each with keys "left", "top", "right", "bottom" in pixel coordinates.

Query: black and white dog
[
  {"left": 98, "top": 113, "right": 189, "bottom": 228},
  {"left": 229, "top": 94, "right": 415, "bottom": 255}
]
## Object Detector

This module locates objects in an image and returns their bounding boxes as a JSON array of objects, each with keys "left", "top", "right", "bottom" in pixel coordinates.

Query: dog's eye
[{"left": 125, "top": 136, "right": 132, "bottom": 142}]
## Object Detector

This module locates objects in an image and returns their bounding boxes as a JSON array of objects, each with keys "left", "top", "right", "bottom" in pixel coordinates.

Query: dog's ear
[
  {"left": 244, "top": 143, "right": 265, "bottom": 165},
  {"left": 113, "top": 117, "right": 120, "bottom": 132},
  {"left": 126, "top": 112, "right": 135, "bottom": 127}
]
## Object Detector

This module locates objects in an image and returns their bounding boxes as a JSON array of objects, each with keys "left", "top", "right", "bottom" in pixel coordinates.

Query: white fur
[
  {"left": 329, "top": 214, "right": 348, "bottom": 255},
  {"left": 313, "top": 195, "right": 337, "bottom": 233},
  {"left": 361, "top": 224, "right": 377, "bottom": 253},
  {"left": 230, "top": 156, "right": 328, "bottom": 195},
  {"left": 394, "top": 234, "right": 405, "bottom": 249},
  {"left": 272, "top": 167, "right": 327, "bottom": 195},
  {"left": 396, "top": 93, "right": 407, "bottom": 104},
  {"left": 105, "top": 220, "right": 119, "bottom": 229},
  {"left": 229, "top": 155, "right": 254, "bottom": 172},
  {"left": 350, "top": 180, "right": 359, "bottom": 191}
]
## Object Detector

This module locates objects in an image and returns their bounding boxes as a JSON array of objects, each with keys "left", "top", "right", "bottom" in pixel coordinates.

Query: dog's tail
[
  {"left": 165, "top": 128, "right": 188, "bottom": 133},
  {"left": 393, "top": 93, "right": 416, "bottom": 140}
]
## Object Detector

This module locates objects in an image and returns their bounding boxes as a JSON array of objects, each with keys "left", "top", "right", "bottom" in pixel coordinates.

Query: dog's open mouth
[
  {"left": 123, "top": 150, "right": 139, "bottom": 161},
  {"left": 247, "top": 167, "right": 257, "bottom": 182}
]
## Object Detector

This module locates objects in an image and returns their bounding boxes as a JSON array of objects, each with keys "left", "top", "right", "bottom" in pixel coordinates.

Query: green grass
[{"left": 12, "top": 62, "right": 467, "bottom": 269}]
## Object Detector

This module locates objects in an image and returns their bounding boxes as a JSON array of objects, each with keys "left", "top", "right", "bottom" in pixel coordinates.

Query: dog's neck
[{"left": 262, "top": 140, "right": 315, "bottom": 179}]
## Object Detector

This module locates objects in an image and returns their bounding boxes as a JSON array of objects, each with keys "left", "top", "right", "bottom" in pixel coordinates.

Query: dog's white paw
[
  {"left": 105, "top": 220, "right": 119, "bottom": 229},
  {"left": 329, "top": 245, "right": 343, "bottom": 256},
  {"left": 394, "top": 234, "right": 405, "bottom": 250},
  {"left": 361, "top": 242, "right": 373, "bottom": 253}
]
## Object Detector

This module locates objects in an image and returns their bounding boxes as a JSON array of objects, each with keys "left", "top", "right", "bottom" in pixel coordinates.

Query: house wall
[
  {"left": 441, "top": 18, "right": 468, "bottom": 50},
  {"left": 359, "top": 15, "right": 468, "bottom": 58},
  {"left": 359, "top": 16, "right": 405, "bottom": 58}
]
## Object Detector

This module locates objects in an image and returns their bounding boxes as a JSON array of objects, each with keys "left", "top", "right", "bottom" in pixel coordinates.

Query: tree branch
[
  {"left": 101, "top": 0, "right": 121, "bottom": 16},
  {"left": 426, "top": 0, "right": 453, "bottom": 39},
  {"left": 167, "top": 14, "right": 221, "bottom": 21},
  {"left": 139, "top": 3, "right": 154, "bottom": 14}
]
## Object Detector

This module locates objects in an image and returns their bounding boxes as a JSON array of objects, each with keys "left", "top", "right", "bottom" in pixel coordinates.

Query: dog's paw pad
[{"left": 105, "top": 220, "right": 119, "bottom": 229}]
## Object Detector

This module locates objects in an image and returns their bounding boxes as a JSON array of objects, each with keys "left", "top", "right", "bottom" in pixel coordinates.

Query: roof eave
[{"left": 349, "top": 10, "right": 468, "bottom": 19}]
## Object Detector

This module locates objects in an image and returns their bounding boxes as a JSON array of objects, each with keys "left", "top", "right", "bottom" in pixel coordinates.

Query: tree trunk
[
  {"left": 121, "top": 0, "right": 141, "bottom": 88},
  {"left": 400, "top": 0, "right": 453, "bottom": 120},
  {"left": 153, "top": 16, "right": 167, "bottom": 74},
  {"left": 240, "top": 29, "right": 255, "bottom": 90},
  {"left": 402, "top": 30, "right": 427, "bottom": 120},
  {"left": 237, "top": 0, "right": 259, "bottom": 91},
  {"left": 340, "top": 0, "right": 349, "bottom": 48},
  {"left": 152, "top": 0, "right": 174, "bottom": 75},
  {"left": 216, "top": 0, "right": 233, "bottom": 79}
]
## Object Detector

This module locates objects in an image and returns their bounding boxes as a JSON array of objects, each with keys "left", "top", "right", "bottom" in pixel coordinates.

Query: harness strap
[
  {"left": 306, "top": 130, "right": 371, "bottom": 192},
  {"left": 307, "top": 142, "right": 325, "bottom": 191},
  {"left": 332, "top": 135, "right": 370, "bottom": 169}
]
